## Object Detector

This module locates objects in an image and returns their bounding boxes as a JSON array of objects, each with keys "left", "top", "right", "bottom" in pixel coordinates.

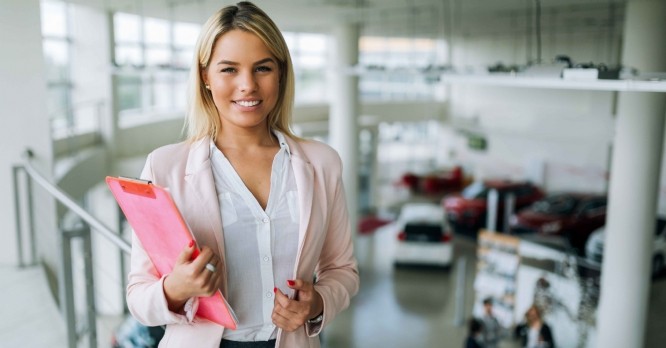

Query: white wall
[
  {"left": 443, "top": 4, "right": 626, "bottom": 197},
  {"left": 448, "top": 86, "right": 614, "bottom": 193},
  {"left": 0, "top": 0, "right": 58, "bottom": 273}
]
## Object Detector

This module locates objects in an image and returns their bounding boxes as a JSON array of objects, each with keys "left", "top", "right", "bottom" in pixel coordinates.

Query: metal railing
[{"left": 13, "top": 149, "right": 130, "bottom": 348}]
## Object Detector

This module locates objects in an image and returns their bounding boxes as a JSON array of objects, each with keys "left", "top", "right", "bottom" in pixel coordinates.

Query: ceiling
[{"left": 65, "top": 0, "right": 632, "bottom": 38}]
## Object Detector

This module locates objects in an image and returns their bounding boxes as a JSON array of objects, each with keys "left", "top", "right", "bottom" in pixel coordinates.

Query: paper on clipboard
[{"left": 106, "top": 176, "right": 238, "bottom": 330}]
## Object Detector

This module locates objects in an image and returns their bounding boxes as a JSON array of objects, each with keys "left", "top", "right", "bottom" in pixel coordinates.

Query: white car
[
  {"left": 585, "top": 218, "right": 666, "bottom": 277},
  {"left": 394, "top": 203, "right": 454, "bottom": 268}
]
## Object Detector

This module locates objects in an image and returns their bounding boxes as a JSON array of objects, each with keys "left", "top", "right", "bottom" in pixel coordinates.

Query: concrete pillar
[
  {"left": 0, "top": 0, "right": 57, "bottom": 266},
  {"left": 597, "top": 1, "right": 666, "bottom": 347},
  {"left": 328, "top": 23, "right": 360, "bottom": 236}
]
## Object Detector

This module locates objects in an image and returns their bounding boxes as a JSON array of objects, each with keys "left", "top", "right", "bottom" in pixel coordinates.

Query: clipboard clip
[{"left": 118, "top": 176, "right": 156, "bottom": 198}]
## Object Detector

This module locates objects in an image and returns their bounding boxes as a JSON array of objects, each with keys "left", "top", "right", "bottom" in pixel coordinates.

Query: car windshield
[
  {"left": 462, "top": 182, "right": 488, "bottom": 199},
  {"left": 531, "top": 195, "right": 579, "bottom": 214}
]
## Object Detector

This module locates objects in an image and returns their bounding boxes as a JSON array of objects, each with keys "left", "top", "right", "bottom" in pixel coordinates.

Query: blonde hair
[{"left": 185, "top": 1, "right": 296, "bottom": 141}]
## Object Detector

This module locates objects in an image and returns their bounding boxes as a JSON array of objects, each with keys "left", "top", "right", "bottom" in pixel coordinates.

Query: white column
[
  {"left": 597, "top": 1, "right": 666, "bottom": 347},
  {"left": 329, "top": 23, "right": 360, "bottom": 236},
  {"left": 0, "top": 0, "right": 57, "bottom": 266}
]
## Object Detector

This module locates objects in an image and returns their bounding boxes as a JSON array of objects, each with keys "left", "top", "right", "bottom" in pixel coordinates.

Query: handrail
[{"left": 20, "top": 149, "right": 131, "bottom": 254}]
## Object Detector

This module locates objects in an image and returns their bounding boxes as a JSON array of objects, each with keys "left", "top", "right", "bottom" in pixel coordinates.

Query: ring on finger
[{"left": 205, "top": 262, "right": 216, "bottom": 273}]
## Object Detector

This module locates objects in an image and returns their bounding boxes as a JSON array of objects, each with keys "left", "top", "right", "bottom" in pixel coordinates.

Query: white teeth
[{"left": 236, "top": 100, "right": 260, "bottom": 107}]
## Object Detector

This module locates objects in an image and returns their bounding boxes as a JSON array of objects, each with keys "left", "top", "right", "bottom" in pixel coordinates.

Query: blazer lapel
[
  {"left": 285, "top": 137, "right": 315, "bottom": 268},
  {"left": 182, "top": 137, "right": 228, "bottom": 292}
]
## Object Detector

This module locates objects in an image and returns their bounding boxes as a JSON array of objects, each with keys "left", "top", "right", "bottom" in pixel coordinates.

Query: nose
[{"left": 238, "top": 70, "right": 258, "bottom": 92}]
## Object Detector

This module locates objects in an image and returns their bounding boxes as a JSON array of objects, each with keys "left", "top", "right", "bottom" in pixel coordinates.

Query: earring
[{"left": 205, "top": 84, "right": 211, "bottom": 90}]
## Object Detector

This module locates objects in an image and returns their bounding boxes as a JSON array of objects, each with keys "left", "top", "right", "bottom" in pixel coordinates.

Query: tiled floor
[{"left": 0, "top": 266, "right": 67, "bottom": 347}]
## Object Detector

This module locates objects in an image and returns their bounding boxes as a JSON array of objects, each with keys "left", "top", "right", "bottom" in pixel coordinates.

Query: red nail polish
[
  {"left": 188, "top": 240, "right": 194, "bottom": 248},
  {"left": 273, "top": 287, "right": 277, "bottom": 293},
  {"left": 287, "top": 280, "right": 295, "bottom": 286}
]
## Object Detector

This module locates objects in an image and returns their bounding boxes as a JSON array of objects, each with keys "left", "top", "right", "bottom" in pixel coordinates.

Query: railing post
[
  {"left": 81, "top": 224, "right": 98, "bottom": 348},
  {"left": 13, "top": 165, "right": 24, "bottom": 268},
  {"left": 59, "top": 228, "right": 77, "bottom": 348},
  {"left": 118, "top": 205, "right": 129, "bottom": 314},
  {"left": 26, "top": 169, "right": 37, "bottom": 266}
]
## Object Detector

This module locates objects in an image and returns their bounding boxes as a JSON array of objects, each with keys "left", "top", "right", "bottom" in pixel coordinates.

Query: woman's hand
[
  {"left": 163, "top": 242, "right": 223, "bottom": 312},
  {"left": 272, "top": 279, "right": 323, "bottom": 332}
]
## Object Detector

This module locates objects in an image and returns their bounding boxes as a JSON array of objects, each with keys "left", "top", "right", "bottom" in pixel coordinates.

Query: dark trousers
[{"left": 219, "top": 339, "right": 276, "bottom": 348}]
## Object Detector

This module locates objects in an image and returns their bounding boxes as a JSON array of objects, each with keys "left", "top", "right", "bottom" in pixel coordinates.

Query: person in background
[
  {"left": 514, "top": 305, "right": 556, "bottom": 348},
  {"left": 465, "top": 317, "right": 485, "bottom": 348},
  {"left": 481, "top": 297, "right": 502, "bottom": 348},
  {"left": 125, "top": 2, "right": 360, "bottom": 347}
]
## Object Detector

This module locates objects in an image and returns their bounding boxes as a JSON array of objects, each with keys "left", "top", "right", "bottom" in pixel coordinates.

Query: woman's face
[
  {"left": 203, "top": 29, "right": 279, "bottom": 133},
  {"left": 526, "top": 307, "right": 539, "bottom": 324}
]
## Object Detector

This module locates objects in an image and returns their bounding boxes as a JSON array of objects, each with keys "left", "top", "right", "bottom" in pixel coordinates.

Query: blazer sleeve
[
  {"left": 309, "top": 155, "right": 360, "bottom": 336},
  {"left": 125, "top": 152, "right": 197, "bottom": 326}
]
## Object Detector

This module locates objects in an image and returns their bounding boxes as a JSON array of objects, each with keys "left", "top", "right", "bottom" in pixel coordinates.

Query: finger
[
  {"left": 274, "top": 287, "right": 290, "bottom": 306},
  {"left": 274, "top": 288, "right": 301, "bottom": 313},
  {"left": 271, "top": 309, "right": 293, "bottom": 331},
  {"left": 271, "top": 298, "right": 305, "bottom": 332},
  {"left": 287, "top": 279, "right": 313, "bottom": 300},
  {"left": 192, "top": 247, "right": 215, "bottom": 272},
  {"left": 175, "top": 240, "right": 196, "bottom": 265}
]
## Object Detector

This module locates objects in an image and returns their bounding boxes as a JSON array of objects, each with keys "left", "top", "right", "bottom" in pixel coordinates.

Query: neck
[{"left": 215, "top": 126, "right": 277, "bottom": 150}]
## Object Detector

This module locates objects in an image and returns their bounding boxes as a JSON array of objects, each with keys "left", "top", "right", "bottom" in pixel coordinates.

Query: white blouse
[{"left": 210, "top": 131, "right": 300, "bottom": 341}]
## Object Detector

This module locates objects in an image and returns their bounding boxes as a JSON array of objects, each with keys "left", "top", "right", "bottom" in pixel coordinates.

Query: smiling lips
[{"left": 234, "top": 100, "right": 261, "bottom": 107}]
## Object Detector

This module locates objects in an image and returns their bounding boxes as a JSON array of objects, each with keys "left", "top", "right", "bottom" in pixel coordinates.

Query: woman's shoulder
[
  {"left": 145, "top": 139, "right": 199, "bottom": 174},
  {"left": 292, "top": 137, "right": 341, "bottom": 166},
  {"left": 148, "top": 139, "right": 195, "bottom": 162}
]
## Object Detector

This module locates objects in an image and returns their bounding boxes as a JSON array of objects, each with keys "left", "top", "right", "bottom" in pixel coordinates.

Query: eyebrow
[{"left": 216, "top": 58, "right": 276, "bottom": 66}]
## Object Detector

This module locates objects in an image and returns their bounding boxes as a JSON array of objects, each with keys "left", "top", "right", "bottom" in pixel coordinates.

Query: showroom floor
[
  {"left": 4, "top": 221, "right": 666, "bottom": 347},
  {"left": 319, "top": 222, "right": 666, "bottom": 348}
]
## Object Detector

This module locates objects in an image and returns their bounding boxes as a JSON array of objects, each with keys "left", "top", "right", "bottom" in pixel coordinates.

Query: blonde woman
[{"left": 126, "top": 2, "right": 359, "bottom": 347}]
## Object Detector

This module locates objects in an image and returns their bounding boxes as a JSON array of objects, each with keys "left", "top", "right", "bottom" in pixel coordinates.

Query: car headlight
[{"left": 541, "top": 221, "right": 562, "bottom": 234}]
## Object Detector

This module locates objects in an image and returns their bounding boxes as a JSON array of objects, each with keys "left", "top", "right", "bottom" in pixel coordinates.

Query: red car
[
  {"left": 400, "top": 166, "right": 465, "bottom": 196},
  {"left": 442, "top": 180, "right": 545, "bottom": 236},
  {"left": 510, "top": 193, "right": 607, "bottom": 252}
]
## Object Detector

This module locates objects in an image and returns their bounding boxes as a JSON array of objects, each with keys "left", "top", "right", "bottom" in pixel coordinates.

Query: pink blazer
[{"left": 126, "top": 136, "right": 359, "bottom": 348}]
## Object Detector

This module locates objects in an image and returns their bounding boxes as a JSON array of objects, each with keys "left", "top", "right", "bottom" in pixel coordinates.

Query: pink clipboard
[{"left": 106, "top": 176, "right": 238, "bottom": 330}]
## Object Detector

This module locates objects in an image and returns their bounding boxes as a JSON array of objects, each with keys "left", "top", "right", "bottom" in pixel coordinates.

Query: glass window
[
  {"left": 173, "top": 49, "right": 193, "bottom": 69},
  {"left": 359, "top": 35, "right": 444, "bottom": 101},
  {"left": 47, "top": 86, "right": 70, "bottom": 125},
  {"left": 152, "top": 71, "right": 173, "bottom": 109},
  {"left": 144, "top": 17, "right": 169, "bottom": 45},
  {"left": 114, "top": 13, "right": 201, "bottom": 117},
  {"left": 116, "top": 75, "right": 142, "bottom": 111},
  {"left": 115, "top": 44, "right": 143, "bottom": 66},
  {"left": 298, "top": 33, "right": 326, "bottom": 53},
  {"left": 174, "top": 22, "right": 199, "bottom": 47},
  {"left": 286, "top": 32, "right": 328, "bottom": 104},
  {"left": 41, "top": 0, "right": 74, "bottom": 137},
  {"left": 146, "top": 47, "right": 171, "bottom": 67},
  {"left": 41, "top": 0, "right": 67, "bottom": 37},
  {"left": 43, "top": 40, "right": 69, "bottom": 81},
  {"left": 114, "top": 13, "right": 141, "bottom": 43}
]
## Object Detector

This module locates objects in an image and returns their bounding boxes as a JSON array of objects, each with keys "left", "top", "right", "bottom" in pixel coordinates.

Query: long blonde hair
[{"left": 185, "top": 1, "right": 296, "bottom": 141}]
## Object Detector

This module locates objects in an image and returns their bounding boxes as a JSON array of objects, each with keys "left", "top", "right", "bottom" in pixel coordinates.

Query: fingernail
[
  {"left": 188, "top": 240, "right": 194, "bottom": 248},
  {"left": 287, "top": 280, "right": 295, "bottom": 286},
  {"left": 273, "top": 287, "right": 277, "bottom": 293}
]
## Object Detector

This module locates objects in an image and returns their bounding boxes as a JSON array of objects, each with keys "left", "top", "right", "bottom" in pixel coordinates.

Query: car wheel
[{"left": 653, "top": 255, "right": 664, "bottom": 278}]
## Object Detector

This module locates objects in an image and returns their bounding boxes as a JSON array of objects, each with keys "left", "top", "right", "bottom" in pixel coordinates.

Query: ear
[{"left": 200, "top": 66, "right": 209, "bottom": 86}]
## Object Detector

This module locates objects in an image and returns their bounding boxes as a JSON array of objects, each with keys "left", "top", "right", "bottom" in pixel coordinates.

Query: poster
[{"left": 473, "top": 230, "right": 521, "bottom": 328}]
